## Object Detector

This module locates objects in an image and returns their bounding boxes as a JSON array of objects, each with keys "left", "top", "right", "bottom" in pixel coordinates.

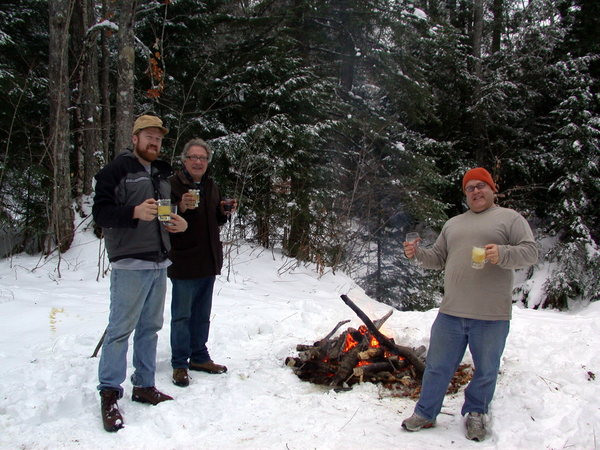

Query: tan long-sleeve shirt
[{"left": 415, "top": 206, "right": 538, "bottom": 320}]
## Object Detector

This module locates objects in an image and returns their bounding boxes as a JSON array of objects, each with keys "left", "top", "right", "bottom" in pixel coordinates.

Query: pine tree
[{"left": 0, "top": 1, "right": 52, "bottom": 255}]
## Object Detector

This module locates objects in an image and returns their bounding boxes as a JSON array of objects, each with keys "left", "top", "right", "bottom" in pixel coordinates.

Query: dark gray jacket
[
  {"left": 167, "top": 169, "right": 227, "bottom": 279},
  {"left": 92, "top": 150, "right": 172, "bottom": 262}
]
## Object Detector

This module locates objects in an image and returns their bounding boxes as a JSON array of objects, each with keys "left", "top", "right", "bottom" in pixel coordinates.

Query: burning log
[
  {"left": 286, "top": 308, "right": 422, "bottom": 391},
  {"left": 340, "top": 294, "right": 425, "bottom": 379},
  {"left": 286, "top": 293, "right": 472, "bottom": 396},
  {"left": 329, "top": 331, "right": 369, "bottom": 386},
  {"left": 353, "top": 357, "right": 408, "bottom": 379}
]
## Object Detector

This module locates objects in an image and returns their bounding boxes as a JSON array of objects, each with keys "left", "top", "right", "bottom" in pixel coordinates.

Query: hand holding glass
[
  {"left": 157, "top": 199, "right": 171, "bottom": 222},
  {"left": 405, "top": 232, "right": 420, "bottom": 243},
  {"left": 404, "top": 232, "right": 420, "bottom": 260},
  {"left": 471, "top": 246, "right": 487, "bottom": 269},
  {"left": 188, "top": 189, "right": 200, "bottom": 208},
  {"left": 157, "top": 199, "right": 177, "bottom": 224}
]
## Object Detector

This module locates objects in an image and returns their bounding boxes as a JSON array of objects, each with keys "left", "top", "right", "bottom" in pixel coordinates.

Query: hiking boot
[
  {"left": 401, "top": 413, "right": 436, "bottom": 432},
  {"left": 189, "top": 360, "right": 227, "bottom": 374},
  {"left": 172, "top": 368, "right": 190, "bottom": 387},
  {"left": 465, "top": 412, "right": 486, "bottom": 441},
  {"left": 131, "top": 386, "right": 173, "bottom": 405},
  {"left": 100, "top": 389, "right": 124, "bottom": 432}
]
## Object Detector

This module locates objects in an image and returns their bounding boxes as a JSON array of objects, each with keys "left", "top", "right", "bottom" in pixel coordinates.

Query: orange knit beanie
[{"left": 462, "top": 167, "right": 497, "bottom": 192}]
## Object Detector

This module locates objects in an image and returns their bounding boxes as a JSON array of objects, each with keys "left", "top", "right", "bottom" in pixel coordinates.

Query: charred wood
[
  {"left": 358, "top": 348, "right": 383, "bottom": 360},
  {"left": 373, "top": 310, "right": 393, "bottom": 329},
  {"left": 315, "top": 319, "right": 351, "bottom": 346},
  {"left": 329, "top": 337, "right": 368, "bottom": 387},
  {"left": 340, "top": 294, "right": 425, "bottom": 379},
  {"left": 286, "top": 302, "right": 471, "bottom": 397}
]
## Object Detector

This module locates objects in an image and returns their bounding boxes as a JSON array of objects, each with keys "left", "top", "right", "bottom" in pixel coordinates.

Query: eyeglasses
[
  {"left": 185, "top": 155, "right": 209, "bottom": 162},
  {"left": 465, "top": 182, "right": 488, "bottom": 193}
]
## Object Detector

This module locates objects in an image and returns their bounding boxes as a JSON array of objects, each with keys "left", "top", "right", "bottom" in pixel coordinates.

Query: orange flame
[
  {"left": 342, "top": 328, "right": 387, "bottom": 353},
  {"left": 343, "top": 333, "right": 359, "bottom": 352}
]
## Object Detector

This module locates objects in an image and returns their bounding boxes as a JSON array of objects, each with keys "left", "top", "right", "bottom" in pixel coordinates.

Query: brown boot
[
  {"left": 189, "top": 360, "right": 228, "bottom": 374},
  {"left": 100, "top": 389, "right": 124, "bottom": 432},
  {"left": 172, "top": 368, "right": 190, "bottom": 387},
  {"left": 131, "top": 386, "right": 173, "bottom": 405}
]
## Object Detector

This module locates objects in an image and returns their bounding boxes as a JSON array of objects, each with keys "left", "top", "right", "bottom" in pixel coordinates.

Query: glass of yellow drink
[
  {"left": 471, "top": 246, "right": 486, "bottom": 269},
  {"left": 157, "top": 199, "right": 172, "bottom": 222},
  {"left": 188, "top": 189, "right": 200, "bottom": 208}
]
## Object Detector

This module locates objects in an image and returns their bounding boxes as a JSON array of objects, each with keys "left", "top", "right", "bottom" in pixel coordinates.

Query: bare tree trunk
[
  {"left": 71, "top": 1, "right": 86, "bottom": 202},
  {"left": 286, "top": 173, "right": 310, "bottom": 260},
  {"left": 72, "top": 0, "right": 102, "bottom": 200},
  {"left": 81, "top": 0, "right": 102, "bottom": 194},
  {"left": 491, "top": 0, "right": 503, "bottom": 53},
  {"left": 472, "top": 0, "right": 486, "bottom": 165},
  {"left": 472, "top": 0, "right": 484, "bottom": 78},
  {"left": 100, "top": 0, "right": 112, "bottom": 162},
  {"left": 256, "top": 213, "right": 271, "bottom": 248},
  {"left": 47, "top": 0, "right": 75, "bottom": 255},
  {"left": 114, "top": 0, "right": 138, "bottom": 153},
  {"left": 375, "top": 222, "right": 382, "bottom": 300},
  {"left": 335, "top": 0, "right": 355, "bottom": 92}
]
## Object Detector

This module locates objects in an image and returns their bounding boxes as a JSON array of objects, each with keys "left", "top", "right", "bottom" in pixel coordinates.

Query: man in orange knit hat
[{"left": 401, "top": 167, "right": 538, "bottom": 441}]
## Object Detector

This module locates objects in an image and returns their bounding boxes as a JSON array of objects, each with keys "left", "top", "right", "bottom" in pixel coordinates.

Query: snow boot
[
  {"left": 131, "top": 386, "right": 173, "bottom": 405},
  {"left": 100, "top": 389, "right": 124, "bottom": 432}
]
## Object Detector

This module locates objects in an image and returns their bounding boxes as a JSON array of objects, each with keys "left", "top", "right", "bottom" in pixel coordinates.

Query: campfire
[{"left": 285, "top": 295, "right": 472, "bottom": 397}]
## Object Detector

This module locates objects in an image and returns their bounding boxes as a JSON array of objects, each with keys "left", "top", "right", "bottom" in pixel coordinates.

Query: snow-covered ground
[{"left": 0, "top": 224, "right": 598, "bottom": 449}]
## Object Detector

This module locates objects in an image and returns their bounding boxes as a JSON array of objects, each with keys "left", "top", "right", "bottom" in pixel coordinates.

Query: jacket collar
[
  {"left": 120, "top": 149, "right": 172, "bottom": 177},
  {"left": 178, "top": 167, "right": 210, "bottom": 187}
]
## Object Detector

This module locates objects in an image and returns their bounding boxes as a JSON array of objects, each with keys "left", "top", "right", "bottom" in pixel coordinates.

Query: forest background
[{"left": 0, "top": 0, "right": 598, "bottom": 311}]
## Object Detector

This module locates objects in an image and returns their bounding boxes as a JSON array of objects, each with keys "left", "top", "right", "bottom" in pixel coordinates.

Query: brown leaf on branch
[{"left": 146, "top": 88, "right": 161, "bottom": 99}]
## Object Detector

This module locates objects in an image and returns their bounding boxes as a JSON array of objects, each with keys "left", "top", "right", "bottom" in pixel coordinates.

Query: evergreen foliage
[
  {"left": 0, "top": 0, "right": 51, "bottom": 254},
  {"left": 0, "top": 0, "right": 598, "bottom": 308}
]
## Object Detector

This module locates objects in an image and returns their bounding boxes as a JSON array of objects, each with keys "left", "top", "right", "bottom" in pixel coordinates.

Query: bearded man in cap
[
  {"left": 92, "top": 115, "right": 188, "bottom": 432},
  {"left": 401, "top": 167, "right": 538, "bottom": 442}
]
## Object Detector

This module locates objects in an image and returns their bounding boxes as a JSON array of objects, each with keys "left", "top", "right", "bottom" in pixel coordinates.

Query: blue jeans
[
  {"left": 97, "top": 268, "right": 166, "bottom": 396},
  {"left": 170, "top": 277, "right": 216, "bottom": 368},
  {"left": 414, "top": 312, "right": 510, "bottom": 420}
]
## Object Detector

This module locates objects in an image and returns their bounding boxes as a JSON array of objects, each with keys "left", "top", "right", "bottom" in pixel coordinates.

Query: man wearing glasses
[
  {"left": 168, "top": 138, "right": 237, "bottom": 388},
  {"left": 401, "top": 167, "right": 538, "bottom": 442}
]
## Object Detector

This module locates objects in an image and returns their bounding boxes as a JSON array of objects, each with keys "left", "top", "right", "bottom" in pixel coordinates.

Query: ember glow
[
  {"left": 342, "top": 327, "right": 387, "bottom": 353},
  {"left": 285, "top": 306, "right": 468, "bottom": 396},
  {"left": 370, "top": 335, "right": 380, "bottom": 347},
  {"left": 342, "top": 333, "right": 359, "bottom": 352}
]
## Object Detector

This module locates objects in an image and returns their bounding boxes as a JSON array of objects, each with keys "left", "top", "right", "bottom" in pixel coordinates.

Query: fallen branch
[{"left": 91, "top": 327, "right": 106, "bottom": 358}]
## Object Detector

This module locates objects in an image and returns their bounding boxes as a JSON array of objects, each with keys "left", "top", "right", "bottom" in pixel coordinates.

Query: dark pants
[{"left": 170, "top": 276, "right": 216, "bottom": 368}]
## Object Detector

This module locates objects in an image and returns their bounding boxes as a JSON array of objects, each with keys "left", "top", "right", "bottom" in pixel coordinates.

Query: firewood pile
[{"left": 285, "top": 295, "right": 472, "bottom": 397}]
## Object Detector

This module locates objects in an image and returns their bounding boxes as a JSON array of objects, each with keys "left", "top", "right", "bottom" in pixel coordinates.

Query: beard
[{"left": 135, "top": 142, "right": 160, "bottom": 163}]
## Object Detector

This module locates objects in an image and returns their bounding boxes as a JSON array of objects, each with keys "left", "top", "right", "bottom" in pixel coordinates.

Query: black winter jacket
[
  {"left": 92, "top": 150, "right": 173, "bottom": 262},
  {"left": 167, "top": 169, "right": 227, "bottom": 279}
]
